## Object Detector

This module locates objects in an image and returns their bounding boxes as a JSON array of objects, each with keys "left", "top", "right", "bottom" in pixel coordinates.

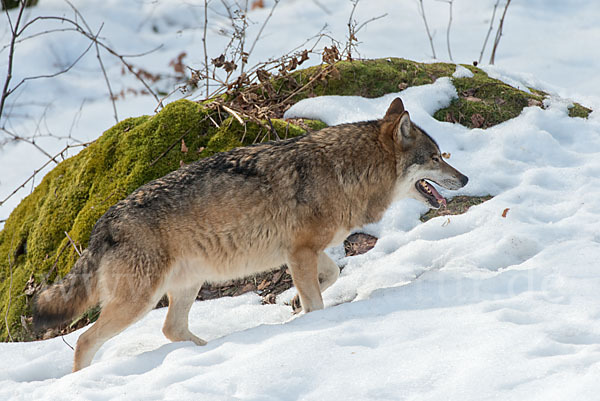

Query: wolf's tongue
[{"left": 429, "top": 184, "right": 447, "bottom": 207}]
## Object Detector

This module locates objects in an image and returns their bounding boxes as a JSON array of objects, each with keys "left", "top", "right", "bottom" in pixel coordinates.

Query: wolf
[{"left": 34, "top": 97, "right": 468, "bottom": 371}]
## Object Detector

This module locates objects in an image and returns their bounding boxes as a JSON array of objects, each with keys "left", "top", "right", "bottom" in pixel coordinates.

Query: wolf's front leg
[
  {"left": 287, "top": 247, "right": 324, "bottom": 313},
  {"left": 291, "top": 252, "right": 339, "bottom": 313},
  {"left": 162, "top": 286, "right": 207, "bottom": 346}
]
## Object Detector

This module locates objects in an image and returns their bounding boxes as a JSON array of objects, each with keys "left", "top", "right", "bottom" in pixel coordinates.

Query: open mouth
[{"left": 415, "top": 179, "right": 447, "bottom": 208}]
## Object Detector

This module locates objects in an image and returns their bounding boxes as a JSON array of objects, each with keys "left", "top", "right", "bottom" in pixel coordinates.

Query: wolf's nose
[{"left": 460, "top": 174, "right": 469, "bottom": 187}]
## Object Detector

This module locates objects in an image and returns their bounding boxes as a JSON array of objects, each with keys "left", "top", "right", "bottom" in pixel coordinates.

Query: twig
[
  {"left": 489, "top": 0, "right": 512, "bottom": 65},
  {"left": 61, "top": 335, "right": 74, "bottom": 351},
  {"left": 417, "top": 0, "right": 437, "bottom": 59},
  {"left": 203, "top": 0, "right": 209, "bottom": 99},
  {"left": 478, "top": 0, "right": 500, "bottom": 64},
  {"left": 239, "top": 0, "right": 249, "bottom": 76},
  {"left": 149, "top": 122, "right": 205, "bottom": 167},
  {"left": 345, "top": 0, "right": 359, "bottom": 60},
  {"left": 312, "top": 0, "right": 331, "bottom": 14},
  {"left": 64, "top": 231, "right": 82, "bottom": 257},
  {"left": 1, "top": 127, "right": 59, "bottom": 163},
  {"left": 221, "top": 104, "right": 244, "bottom": 125},
  {"left": 68, "top": 99, "right": 87, "bottom": 138},
  {"left": 267, "top": 117, "right": 280, "bottom": 141},
  {"left": 247, "top": 0, "right": 280, "bottom": 57},
  {"left": 1, "top": 4, "right": 162, "bottom": 126},
  {"left": 354, "top": 13, "right": 387, "bottom": 35},
  {"left": 0, "top": 0, "right": 27, "bottom": 121},
  {"left": 19, "top": 16, "right": 161, "bottom": 103},
  {"left": 0, "top": 28, "right": 79, "bottom": 53},
  {"left": 96, "top": 32, "right": 119, "bottom": 123},
  {"left": 3, "top": 33, "right": 96, "bottom": 101},
  {"left": 42, "top": 242, "right": 69, "bottom": 286},
  {"left": 207, "top": 113, "right": 220, "bottom": 128},
  {"left": 0, "top": 141, "right": 92, "bottom": 207},
  {"left": 71, "top": 14, "right": 118, "bottom": 123},
  {"left": 436, "top": 0, "right": 454, "bottom": 62}
]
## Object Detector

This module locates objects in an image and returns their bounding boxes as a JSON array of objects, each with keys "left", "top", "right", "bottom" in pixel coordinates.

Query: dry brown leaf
[
  {"left": 502, "top": 208, "right": 510, "bottom": 218},
  {"left": 471, "top": 113, "right": 485, "bottom": 128},
  {"left": 181, "top": 139, "right": 188, "bottom": 153},
  {"left": 257, "top": 279, "right": 271, "bottom": 291},
  {"left": 251, "top": 0, "right": 264, "bottom": 10}
]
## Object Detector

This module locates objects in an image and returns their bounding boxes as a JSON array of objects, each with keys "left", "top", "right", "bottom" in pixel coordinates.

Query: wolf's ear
[
  {"left": 394, "top": 111, "right": 414, "bottom": 147},
  {"left": 384, "top": 98, "right": 405, "bottom": 119}
]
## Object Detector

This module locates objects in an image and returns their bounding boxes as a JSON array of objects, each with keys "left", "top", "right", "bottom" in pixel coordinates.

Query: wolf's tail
[{"left": 33, "top": 247, "right": 102, "bottom": 332}]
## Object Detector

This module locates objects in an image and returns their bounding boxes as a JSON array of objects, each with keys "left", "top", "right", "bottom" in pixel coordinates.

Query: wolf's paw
[
  {"left": 191, "top": 335, "right": 208, "bottom": 346},
  {"left": 290, "top": 294, "right": 302, "bottom": 314}
]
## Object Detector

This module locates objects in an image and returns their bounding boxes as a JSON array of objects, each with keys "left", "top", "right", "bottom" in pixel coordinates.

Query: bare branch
[
  {"left": 479, "top": 0, "right": 500, "bottom": 64},
  {"left": 312, "top": 0, "right": 331, "bottom": 15},
  {"left": 0, "top": 0, "right": 27, "bottom": 121},
  {"left": 1, "top": 127, "right": 59, "bottom": 163},
  {"left": 247, "top": 0, "right": 280, "bottom": 57},
  {"left": 64, "top": 2, "right": 118, "bottom": 123},
  {"left": 0, "top": 28, "right": 79, "bottom": 53},
  {"left": 345, "top": 0, "right": 359, "bottom": 60},
  {"left": 0, "top": 141, "right": 92, "bottom": 207},
  {"left": 64, "top": 231, "right": 82, "bottom": 257},
  {"left": 436, "top": 0, "right": 454, "bottom": 62},
  {"left": 221, "top": 103, "right": 244, "bottom": 124},
  {"left": 490, "top": 0, "right": 512, "bottom": 65},
  {"left": 239, "top": 0, "right": 249, "bottom": 76},
  {"left": 6, "top": 37, "right": 95, "bottom": 97},
  {"left": 417, "top": 0, "right": 437, "bottom": 59},
  {"left": 354, "top": 13, "right": 388, "bottom": 35},
  {"left": 203, "top": 0, "right": 209, "bottom": 99}
]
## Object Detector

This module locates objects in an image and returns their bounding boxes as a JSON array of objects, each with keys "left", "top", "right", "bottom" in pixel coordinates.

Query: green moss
[
  {"left": 568, "top": 103, "right": 592, "bottom": 118},
  {"left": 433, "top": 65, "right": 542, "bottom": 128},
  {"left": 274, "top": 58, "right": 456, "bottom": 101},
  {"left": 268, "top": 58, "right": 592, "bottom": 129},
  {"left": 420, "top": 195, "right": 493, "bottom": 223},
  {"left": 0, "top": 99, "right": 309, "bottom": 341}
]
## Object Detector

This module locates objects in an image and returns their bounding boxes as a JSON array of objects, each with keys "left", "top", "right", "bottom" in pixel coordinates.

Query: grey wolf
[{"left": 34, "top": 97, "right": 468, "bottom": 371}]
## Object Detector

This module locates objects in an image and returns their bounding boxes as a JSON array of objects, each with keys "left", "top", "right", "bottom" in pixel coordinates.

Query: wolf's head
[{"left": 381, "top": 98, "right": 468, "bottom": 209}]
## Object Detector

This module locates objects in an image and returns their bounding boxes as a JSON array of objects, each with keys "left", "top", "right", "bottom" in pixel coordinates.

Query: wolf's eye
[{"left": 432, "top": 156, "right": 440, "bottom": 163}]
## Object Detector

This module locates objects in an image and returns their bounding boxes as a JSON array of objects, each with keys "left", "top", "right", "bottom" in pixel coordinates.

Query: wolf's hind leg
[
  {"left": 73, "top": 296, "right": 156, "bottom": 372},
  {"left": 162, "top": 286, "right": 206, "bottom": 346},
  {"left": 291, "top": 252, "right": 339, "bottom": 313}
]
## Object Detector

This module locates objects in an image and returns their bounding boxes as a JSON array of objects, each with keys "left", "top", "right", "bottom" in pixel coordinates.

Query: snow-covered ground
[{"left": 2, "top": 1, "right": 600, "bottom": 400}]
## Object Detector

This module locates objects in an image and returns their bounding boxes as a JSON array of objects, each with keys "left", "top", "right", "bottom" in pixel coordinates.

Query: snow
[
  {"left": 2, "top": 1, "right": 600, "bottom": 400},
  {"left": 452, "top": 65, "right": 474, "bottom": 79}
]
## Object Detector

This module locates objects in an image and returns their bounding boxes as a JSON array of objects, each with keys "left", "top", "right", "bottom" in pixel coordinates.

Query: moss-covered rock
[
  {"left": 568, "top": 103, "right": 592, "bottom": 118},
  {"left": 273, "top": 58, "right": 591, "bottom": 128},
  {"left": 420, "top": 195, "right": 494, "bottom": 223},
  {"left": 281, "top": 58, "right": 457, "bottom": 99}
]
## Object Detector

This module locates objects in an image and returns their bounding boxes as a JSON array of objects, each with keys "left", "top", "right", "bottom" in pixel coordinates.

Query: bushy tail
[{"left": 33, "top": 249, "right": 101, "bottom": 332}]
